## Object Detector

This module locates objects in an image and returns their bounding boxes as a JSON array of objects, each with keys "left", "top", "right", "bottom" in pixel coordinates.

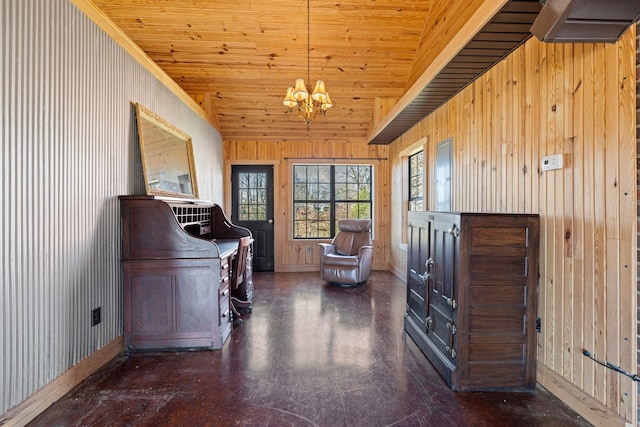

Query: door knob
[{"left": 268, "top": 219, "right": 274, "bottom": 223}]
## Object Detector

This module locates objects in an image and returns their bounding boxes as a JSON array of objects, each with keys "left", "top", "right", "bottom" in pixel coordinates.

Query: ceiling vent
[{"left": 531, "top": 0, "right": 640, "bottom": 43}]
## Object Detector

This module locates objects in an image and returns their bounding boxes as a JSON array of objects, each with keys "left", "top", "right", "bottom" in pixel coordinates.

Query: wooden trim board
[
  {"left": 0, "top": 336, "right": 124, "bottom": 427},
  {"left": 536, "top": 363, "right": 629, "bottom": 427},
  {"left": 366, "top": 0, "right": 507, "bottom": 143},
  {"left": 69, "top": 0, "right": 221, "bottom": 132}
]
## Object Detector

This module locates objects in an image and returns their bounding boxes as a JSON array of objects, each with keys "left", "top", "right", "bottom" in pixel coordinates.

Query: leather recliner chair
[{"left": 318, "top": 219, "right": 373, "bottom": 286}]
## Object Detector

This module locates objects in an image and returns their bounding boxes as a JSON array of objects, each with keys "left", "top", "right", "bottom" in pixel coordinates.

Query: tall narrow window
[
  {"left": 408, "top": 151, "right": 424, "bottom": 211},
  {"left": 435, "top": 138, "right": 452, "bottom": 211},
  {"left": 293, "top": 164, "right": 373, "bottom": 238}
]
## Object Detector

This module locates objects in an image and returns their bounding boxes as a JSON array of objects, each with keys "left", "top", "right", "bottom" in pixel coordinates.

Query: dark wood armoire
[{"left": 405, "top": 211, "right": 540, "bottom": 391}]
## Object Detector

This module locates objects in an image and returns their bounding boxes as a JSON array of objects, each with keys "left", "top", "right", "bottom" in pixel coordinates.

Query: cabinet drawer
[
  {"left": 219, "top": 300, "right": 232, "bottom": 344},
  {"left": 219, "top": 293, "right": 231, "bottom": 324},
  {"left": 220, "top": 258, "right": 230, "bottom": 280},
  {"left": 219, "top": 281, "right": 230, "bottom": 324}
]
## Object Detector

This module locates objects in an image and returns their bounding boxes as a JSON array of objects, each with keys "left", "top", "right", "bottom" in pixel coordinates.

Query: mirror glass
[{"left": 135, "top": 103, "right": 199, "bottom": 199}]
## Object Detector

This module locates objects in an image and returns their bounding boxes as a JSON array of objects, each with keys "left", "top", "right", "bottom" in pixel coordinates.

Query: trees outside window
[
  {"left": 409, "top": 151, "right": 424, "bottom": 211},
  {"left": 293, "top": 164, "right": 372, "bottom": 238}
]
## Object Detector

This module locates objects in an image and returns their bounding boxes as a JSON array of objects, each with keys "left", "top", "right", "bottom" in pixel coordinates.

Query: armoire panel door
[{"left": 406, "top": 213, "right": 430, "bottom": 332}]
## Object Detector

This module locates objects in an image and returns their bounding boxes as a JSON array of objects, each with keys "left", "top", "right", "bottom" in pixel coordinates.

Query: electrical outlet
[
  {"left": 535, "top": 316, "right": 541, "bottom": 333},
  {"left": 307, "top": 246, "right": 312, "bottom": 254},
  {"left": 92, "top": 307, "right": 101, "bottom": 327}
]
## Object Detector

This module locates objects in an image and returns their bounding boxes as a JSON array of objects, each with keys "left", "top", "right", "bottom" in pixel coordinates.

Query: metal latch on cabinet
[
  {"left": 426, "top": 316, "right": 433, "bottom": 333},
  {"left": 443, "top": 296, "right": 457, "bottom": 310},
  {"left": 422, "top": 257, "right": 434, "bottom": 284},
  {"left": 446, "top": 322, "right": 457, "bottom": 335},
  {"left": 447, "top": 225, "right": 460, "bottom": 237},
  {"left": 446, "top": 322, "right": 457, "bottom": 359},
  {"left": 445, "top": 345, "right": 457, "bottom": 359}
]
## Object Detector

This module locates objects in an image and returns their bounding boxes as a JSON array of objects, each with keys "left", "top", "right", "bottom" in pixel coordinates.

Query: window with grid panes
[
  {"left": 237, "top": 172, "right": 268, "bottom": 221},
  {"left": 293, "top": 164, "right": 372, "bottom": 238},
  {"left": 409, "top": 151, "right": 424, "bottom": 211}
]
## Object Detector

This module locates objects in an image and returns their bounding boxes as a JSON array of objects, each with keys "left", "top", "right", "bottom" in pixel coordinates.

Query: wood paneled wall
[
  {"left": 388, "top": 28, "right": 637, "bottom": 425},
  {"left": 223, "top": 141, "right": 390, "bottom": 272},
  {"left": 636, "top": 24, "right": 640, "bottom": 427}
]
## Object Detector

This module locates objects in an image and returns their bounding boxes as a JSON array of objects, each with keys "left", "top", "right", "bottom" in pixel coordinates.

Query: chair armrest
[
  {"left": 318, "top": 243, "right": 337, "bottom": 256},
  {"left": 357, "top": 245, "right": 373, "bottom": 258},
  {"left": 356, "top": 245, "right": 374, "bottom": 282}
]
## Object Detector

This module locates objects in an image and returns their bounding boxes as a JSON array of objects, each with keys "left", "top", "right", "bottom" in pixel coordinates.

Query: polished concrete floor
[{"left": 30, "top": 272, "right": 591, "bottom": 426}]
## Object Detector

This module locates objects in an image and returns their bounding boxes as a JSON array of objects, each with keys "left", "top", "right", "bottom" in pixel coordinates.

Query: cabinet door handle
[
  {"left": 426, "top": 316, "right": 433, "bottom": 333},
  {"left": 221, "top": 289, "right": 229, "bottom": 297},
  {"left": 445, "top": 345, "right": 457, "bottom": 359},
  {"left": 447, "top": 225, "right": 459, "bottom": 237},
  {"left": 221, "top": 310, "right": 229, "bottom": 318}
]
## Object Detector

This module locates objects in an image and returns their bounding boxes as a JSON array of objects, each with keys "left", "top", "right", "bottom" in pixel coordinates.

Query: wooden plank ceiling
[{"left": 91, "top": 0, "right": 541, "bottom": 144}]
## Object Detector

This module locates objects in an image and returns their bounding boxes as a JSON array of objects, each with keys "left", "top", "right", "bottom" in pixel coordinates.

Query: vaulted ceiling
[{"left": 89, "top": 0, "right": 541, "bottom": 144}]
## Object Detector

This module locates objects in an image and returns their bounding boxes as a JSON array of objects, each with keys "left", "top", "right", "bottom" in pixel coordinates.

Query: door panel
[
  {"left": 232, "top": 165, "right": 274, "bottom": 271},
  {"left": 407, "top": 213, "right": 430, "bottom": 332},
  {"left": 428, "top": 215, "right": 458, "bottom": 361},
  {"left": 430, "top": 217, "right": 457, "bottom": 312}
]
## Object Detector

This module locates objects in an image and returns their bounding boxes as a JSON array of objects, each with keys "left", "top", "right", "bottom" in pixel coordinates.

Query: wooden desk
[{"left": 119, "top": 196, "right": 251, "bottom": 351}]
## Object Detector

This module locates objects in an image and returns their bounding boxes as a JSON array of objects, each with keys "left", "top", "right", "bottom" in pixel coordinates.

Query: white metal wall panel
[{"left": 0, "top": 0, "right": 223, "bottom": 414}]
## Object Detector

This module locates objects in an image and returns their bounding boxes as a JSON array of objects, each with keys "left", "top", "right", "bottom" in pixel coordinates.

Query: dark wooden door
[{"left": 231, "top": 165, "right": 274, "bottom": 271}]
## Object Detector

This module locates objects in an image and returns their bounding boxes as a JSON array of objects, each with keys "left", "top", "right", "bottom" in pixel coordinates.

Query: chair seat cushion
[{"left": 322, "top": 253, "right": 359, "bottom": 267}]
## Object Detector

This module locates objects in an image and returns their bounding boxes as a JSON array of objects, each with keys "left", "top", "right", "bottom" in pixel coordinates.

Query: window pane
[
  {"left": 294, "top": 166, "right": 307, "bottom": 182},
  {"left": 318, "top": 183, "right": 331, "bottom": 200},
  {"left": 294, "top": 183, "right": 307, "bottom": 200},
  {"left": 308, "top": 184, "right": 320, "bottom": 200},
  {"left": 318, "top": 165, "right": 331, "bottom": 183},
  {"left": 294, "top": 203, "right": 308, "bottom": 220},
  {"left": 358, "top": 184, "right": 370, "bottom": 200},
  {"left": 347, "top": 183, "right": 358, "bottom": 199}
]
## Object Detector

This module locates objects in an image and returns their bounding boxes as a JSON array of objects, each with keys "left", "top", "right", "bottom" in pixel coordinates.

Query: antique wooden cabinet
[
  {"left": 120, "top": 196, "right": 251, "bottom": 351},
  {"left": 405, "top": 211, "right": 539, "bottom": 391}
]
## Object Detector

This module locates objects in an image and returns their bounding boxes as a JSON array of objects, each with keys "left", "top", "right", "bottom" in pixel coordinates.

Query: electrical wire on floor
[{"left": 582, "top": 349, "right": 640, "bottom": 382}]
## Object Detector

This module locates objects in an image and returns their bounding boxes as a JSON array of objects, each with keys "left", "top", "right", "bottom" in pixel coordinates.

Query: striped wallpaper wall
[{"left": 1, "top": 0, "right": 223, "bottom": 414}]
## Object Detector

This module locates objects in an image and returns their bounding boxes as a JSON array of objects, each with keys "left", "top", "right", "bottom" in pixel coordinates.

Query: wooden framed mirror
[{"left": 135, "top": 103, "right": 199, "bottom": 199}]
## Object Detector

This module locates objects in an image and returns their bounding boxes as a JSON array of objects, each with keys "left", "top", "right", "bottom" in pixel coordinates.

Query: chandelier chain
[
  {"left": 282, "top": 0, "right": 332, "bottom": 126},
  {"left": 307, "top": 0, "right": 310, "bottom": 84}
]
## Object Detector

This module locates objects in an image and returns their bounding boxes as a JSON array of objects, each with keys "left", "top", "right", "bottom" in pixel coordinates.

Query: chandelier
[{"left": 283, "top": 0, "right": 333, "bottom": 126}]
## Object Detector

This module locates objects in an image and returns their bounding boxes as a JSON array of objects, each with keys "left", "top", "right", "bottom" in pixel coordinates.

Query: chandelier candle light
[{"left": 283, "top": 0, "right": 332, "bottom": 126}]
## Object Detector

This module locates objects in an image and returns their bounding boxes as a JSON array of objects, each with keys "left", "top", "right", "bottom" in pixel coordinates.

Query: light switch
[{"left": 541, "top": 153, "right": 563, "bottom": 171}]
